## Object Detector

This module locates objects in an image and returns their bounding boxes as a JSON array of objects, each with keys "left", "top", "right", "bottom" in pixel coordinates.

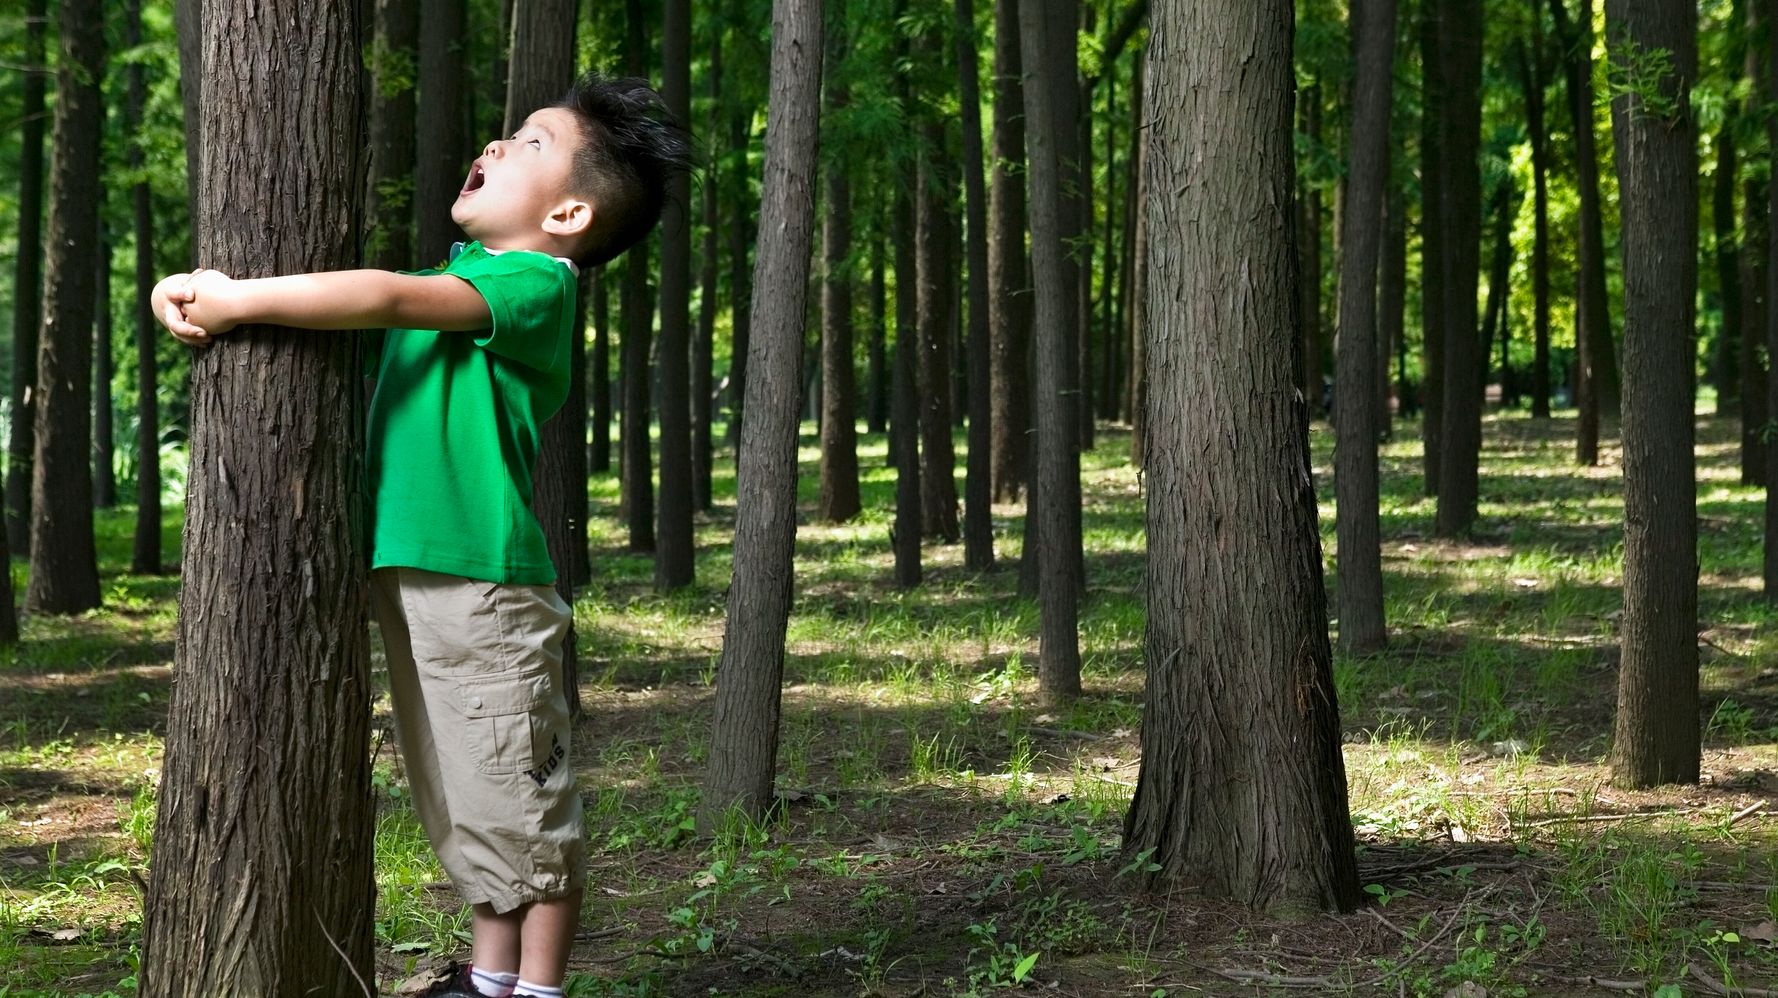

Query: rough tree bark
[
  {"left": 1123, "top": 0, "right": 1360, "bottom": 915},
  {"left": 1334, "top": 0, "right": 1396, "bottom": 654},
  {"left": 1607, "top": 0, "right": 1699, "bottom": 788},
  {"left": 1020, "top": 0, "right": 1083, "bottom": 702},
  {"left": 656, "top": 0, "right": 695, "bottom": 590},
  {"left": 818, "top": 20, "right": 862, "bottom": 524},
  {"left": 27, "top": 0, "right": 106, "bottom": 614},
  {"left": 417, "top": 0, "right": 468, "bottom": 265},
  {"left": 957, "top": 0, "right": 995, "bottom": 570},
  {"left": 8, "top": 0, "right": 48, "bottom": 555},
  {"left": 129, "top": 0, "right": 163, "bottom": 575},
  {"left": 698, "top": 0, "right": 823, "bottom": 829},
  {"left": 988, "top": 0, "right": 1030, "bottom": 502},
  {"left": 140, "top": 2, "right": 375, "bottom": 992},
  {"left": 1433, "top": 0, "right": 1484, "bottom": 537}
]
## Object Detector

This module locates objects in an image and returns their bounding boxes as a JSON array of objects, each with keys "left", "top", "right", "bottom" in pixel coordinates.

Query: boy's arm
[{"left": 155, "top": 269, "right": 491, "bottom": 345}]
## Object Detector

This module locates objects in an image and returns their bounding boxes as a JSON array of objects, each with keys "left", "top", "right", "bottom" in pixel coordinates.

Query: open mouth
[{"left": 459, "top": 162, "right": 486, "bottom": 196}]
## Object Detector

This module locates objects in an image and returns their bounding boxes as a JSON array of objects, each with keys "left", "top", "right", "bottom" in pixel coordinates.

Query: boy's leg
[{"left": 517, "top": 889, "right": 584, "bottom": 988}]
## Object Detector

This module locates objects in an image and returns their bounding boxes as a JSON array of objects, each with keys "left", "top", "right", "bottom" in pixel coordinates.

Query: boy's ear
[{"left": 543, "top": 198, "right": 593, "bottom": 239}]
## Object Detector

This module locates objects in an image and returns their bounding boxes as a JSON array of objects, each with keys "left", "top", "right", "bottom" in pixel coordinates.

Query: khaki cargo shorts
[{"left": 371, "top": 566, "right": 585, "bottom": 914}]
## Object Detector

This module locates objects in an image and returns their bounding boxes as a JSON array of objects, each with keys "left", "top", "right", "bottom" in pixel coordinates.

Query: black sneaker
[{"left": 417, "top": 962, "right": 493, "bottom": 998}]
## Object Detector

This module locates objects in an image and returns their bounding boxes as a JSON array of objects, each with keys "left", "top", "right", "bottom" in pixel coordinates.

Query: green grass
[{"left": 6, "top": 411, "right": 1778, "bottom": 994}]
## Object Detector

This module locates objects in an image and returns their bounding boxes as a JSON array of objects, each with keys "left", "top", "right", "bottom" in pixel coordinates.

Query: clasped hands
[{"left": 150, "top": 269, "right": 239, "bottom": 346}]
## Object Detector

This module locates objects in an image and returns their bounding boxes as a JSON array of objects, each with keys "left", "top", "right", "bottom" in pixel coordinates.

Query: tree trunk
[
  {"left": 1119, "top": 51, "right": 1145, "bottom": 427},
  {"left": 1300, "top": 87, "right": 1325, "bottom": 422},
  {"left": 1550, "top": 0, "right": 1618, "bottom": 464},
  {"left": 592, "top": 266, "right": 612, "bottom": 474},
  {"left": 1715, "top": 117, "right": 1743, "bottom": 416},
  {"left": 1378, "top": 185, "right": 1407, "bottom": 438},
  {"left": 652, "top": 0, "right": 695, "bottom": 590},
  {"left": 988, "top": 0, "right": 1030, "bottom": 502},
  {"left": 1020, "top": 0, "right": 1083, "bottom": 702},
  {"left": 1048, "top": 0, "right": 1091, "bottom": 452},
  {"left": 506, "top": 0, "right": 584, "bottom": 710},
  {"left": 1433, "top": 0, "right": 1483, "bottom": 537},
  {"left": 1124, "top": 0, "right": 1360, "bottom": 914},
  {"left": 1522, "top": 32, "right": 1553, "bottom": 419},
  {"left": 698, "top": 0, "right": 823, "bottom": 829},
  {"left": 94, "top": 224, "right": 116, "bottom": 510},
  {"left": 621, "top": 247, "right": 656, "bottom": 552},
  {"left": 818, "top": 26, "right": 861, "bottom": 524},
  {"left": 1098, "top": 68, "right": 1121, "bottom": 424},
  {"left": 129, "top": 0, "right": 162, "bottom": 575},
  {"left": 8, "top": 0, "right": 48, "bottom": 556},
  {"left": 1334, "top": 0, "right": 1395, "bottom": 655},
  {"left": 417, "top": 0, "right": 468, "bottom": 265},
  {"left": 27, "top": 0, "right": 106, "bottom": 615},
  {"left": 1606, "top": 0, "right": 1699, "bottom": 788},
  {"left": 1128, "top": 67, "right": 1150, "bottom": 468},
  {"left": 1419, "top": 2, "right": 1444, "bottom": 495},
  {"left": 1479, "top": 185, "right": 1514, "bottom": 403},
  {"left": 916, "top": 133, "right": 962, "bottom": 543},
  {"left": 1744, "top": 0, "right": 1770, "bottom": 486},
  {"left": 892, "top": 17, "right": 923, "bottom": 588},
  {"left": 694, "top": 32, "right": 723, "bottom": 509},
  {"left": 868, "top": 234, "right": 889, "bottom": 434},
  {"left": 367, "top": 0, "right": 418, "bottom": 271},
  {"left": 139, "top": 2, "right": 374, "bottom": 991},
  {"left": 727, "top": 78, "right": 756, "bottom": 442},
  {"left": 957, "top": 0, "right": 995, "bottom": 570}
]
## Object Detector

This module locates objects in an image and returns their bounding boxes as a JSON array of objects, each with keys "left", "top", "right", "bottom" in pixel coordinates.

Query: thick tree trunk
[
  {"left": 8, "top": 0, "right": 47, "bottom": 556},
  {"left": 592, "top": 266, "right": 612, "bottom": 473},
  {"left": 1020, "top": 0, "right": 1083, "bottom": 702},
  {"left": 366, "top": 0, "right": 418, "bottom": 271},
  {"left": 139, "top": 2, "right": 374, "bottom": 992},
  {"left": 1334, "top": 0, "right": 1395, "bottom": 655},
  {"left": 957, "top": 0, "right": 995, "bottom": 570},
  {"left": 1522, "top": 34, "right": 1553, "bottom": 419},
  {"left": 1418, "top": 4, "right": 1445, "bottom": 495},
  {"left": 94, "top": 226, "right": 116, "bottom": 510},
  {"left": 694, "top": 33, "right": 723, "bottom": 509},
  {"left": 507, "top": 0, "right": 584, "bottom": 710},
  {"left": 698, "top": 0, "right": 823, "bottom": 829},
  {"left": 129, "top": 0, "right": 162, "bottom": 575},
  {"left": 654, "top": 0, "right": 695, "bottom": 590},
  {"left": 1607, "top": 0, "right": 1699, "bottom": 788},
  {"left": 27, "top": 0, "right": 106, "bottom": 614},
  {"left": 868, "top": 235, "right": 889, "bottom": 434},
  {"left": 1124, "top": 0, "right": 1360, "bottom": 914},
  {"left": 916, "top": 135, "right": 962, "bottom": 543},
  {"left": 988, "top": 0, "right": 1030, "bottom": 502},
  {"left": 818, "top": 28, "right": 861, "bottom": 524},
  {"left": 1433, "top": 0, "right": 1483, "bottom": 537},
  {"left": 417, "top": 0, "right": 468, "bottom": 265}
]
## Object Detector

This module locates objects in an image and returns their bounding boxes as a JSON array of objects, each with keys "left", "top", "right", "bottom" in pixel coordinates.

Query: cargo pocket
[{"left": 458, "top": 670, "right": 554, "bottom": 775}]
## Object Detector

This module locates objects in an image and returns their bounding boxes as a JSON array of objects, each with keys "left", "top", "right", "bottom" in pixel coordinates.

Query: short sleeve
[{"left": 450, "top": 249, "right": 576, "bottom": 372}]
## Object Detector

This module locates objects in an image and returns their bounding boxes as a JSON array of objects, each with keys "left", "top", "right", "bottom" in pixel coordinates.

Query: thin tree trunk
[
  {"left": 366, "top": 0, "right": 418, "bottom": 271},
  {"left": 417, "top": 0, "right": 468, "bottom": 265},
  {"left": 1128, "top": 73, "right": 1149, "bottom": 468},
  {"left": 140, "top": 1, "right": 374, "bottom": 990},
  {"left": 868, "top": 234, "right": 889, "bottom": 434},
  {"left": 694, "top": 32, "right": 723, "bottom": 509},
  {"left": 1744, "top": 0, "right": 1769, "bottom": 485},
  {"left": 129, "top": 0, "right": 162, "bottom": 575},
  {"left": 1378, "top": 185, "right": 1407, "bottom": 438},
  {"left": 1419, "top": 1, "right": 1444, "bottom": 494},
  {"left": 1300, "top": 86, "right": 1325, "bottom": 422},
  {"left": 1478, "top": 185, "right": 1514, "bottom": 402},
  {"left": 621, "top": 248, "right": 656, "bottom": 552},
  {"left": 698, "top": 0, "right": 823, "bottom": 829},
  {"left": 916, "top": 133, "right": 962, "bottom": 543},
  {"left": 1715, "top": 116, "right": 1744, "bottom": 415},
  {"left": 988, "top": 0, "right": 1030, "bottom": 501},
  {"left": 94, "top": 224, "right": 116, "bottom": 510},
  {"left": 818, "top": 23, "right": 861, "bottom": 524},
  {"left": 1335, "top": 0, "right": 1396, "bottom": 655},
  {"left": 891, "top": 8, "right": 923, "bottom": 588},
  {"left": 1433, "top": 0, "right": 1483, "bottom": 537},
  {"left": 1020, "top": 0, "right": 1083, "bottom": 702},
  {"left": 654, "top": 0, "right": 695, "bottom": 590},
  {"left": 1607, "top": 0, "right": 1699, "bottom": 788},
  {"left": 1521, "top": 32, "right": 1553, "bottom": 419},
  {"left": 957, "top": 0, "right": 995, "bottom": 569},
  {"left": 1124, "top": 0, "right": 1360, "bottom": 914},
  {"left": 27, "top": 0, "right": 106, "bottom": 614},
  {"left": 592, "top": 265, "right": 612, "bottom": 473},
  {"left": 1119, "top": 50, "right": 1145, "bottom": 426},
  {"left": 8, "top": 0, "right": 48, "bottom": 556},
  {"left": 727, "top": 86, "right": 756, "bottom": 442}
]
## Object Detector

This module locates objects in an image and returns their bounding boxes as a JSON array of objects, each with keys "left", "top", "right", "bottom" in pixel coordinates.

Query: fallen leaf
[
  {"left": 1741, "top": 921, "right": 1778, "bottom": 945},
  {"left": 51, "top": 927, "right": 82, "bottom": 942}
]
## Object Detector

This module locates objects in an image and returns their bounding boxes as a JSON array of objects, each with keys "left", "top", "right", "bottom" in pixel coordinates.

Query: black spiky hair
[{"left": 554, "top": 73, "right": 694, "bottom": 268}]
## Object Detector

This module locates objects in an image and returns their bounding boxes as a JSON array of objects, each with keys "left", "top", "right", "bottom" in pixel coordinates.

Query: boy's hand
[{"left": 151, "top": 270, "right": 239, "bottom": 346}]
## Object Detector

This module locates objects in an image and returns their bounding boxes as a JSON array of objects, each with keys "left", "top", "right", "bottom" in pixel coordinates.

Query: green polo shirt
[{"left": 366, "top": 241, "right": 578, "bottom": 584}]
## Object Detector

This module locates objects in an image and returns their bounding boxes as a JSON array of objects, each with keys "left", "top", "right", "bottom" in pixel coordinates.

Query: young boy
[{"left": 152, "top": 74, "right": 692, "bottom": 998}]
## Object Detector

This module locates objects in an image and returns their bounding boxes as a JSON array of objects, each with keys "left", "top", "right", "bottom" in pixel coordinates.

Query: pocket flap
[{"left": 458, "top": 671, "right": 552, "bottom": 717}]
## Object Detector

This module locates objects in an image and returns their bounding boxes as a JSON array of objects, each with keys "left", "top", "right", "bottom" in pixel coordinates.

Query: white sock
[
  {"left": 469, "top": 965, "right": 519, "bottom": 998},
  {"left": 514, "top": 980, "right": 564, "bottom": 998}
]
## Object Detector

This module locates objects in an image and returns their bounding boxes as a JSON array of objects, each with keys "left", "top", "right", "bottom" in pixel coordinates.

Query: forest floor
[{"left": 6, "top": 411, "right": 1778, "bottom": 997}]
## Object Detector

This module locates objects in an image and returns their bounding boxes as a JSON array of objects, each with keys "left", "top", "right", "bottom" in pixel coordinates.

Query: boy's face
[{"left": 452, "top": 107, "right": 589, "bottom": 250}]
